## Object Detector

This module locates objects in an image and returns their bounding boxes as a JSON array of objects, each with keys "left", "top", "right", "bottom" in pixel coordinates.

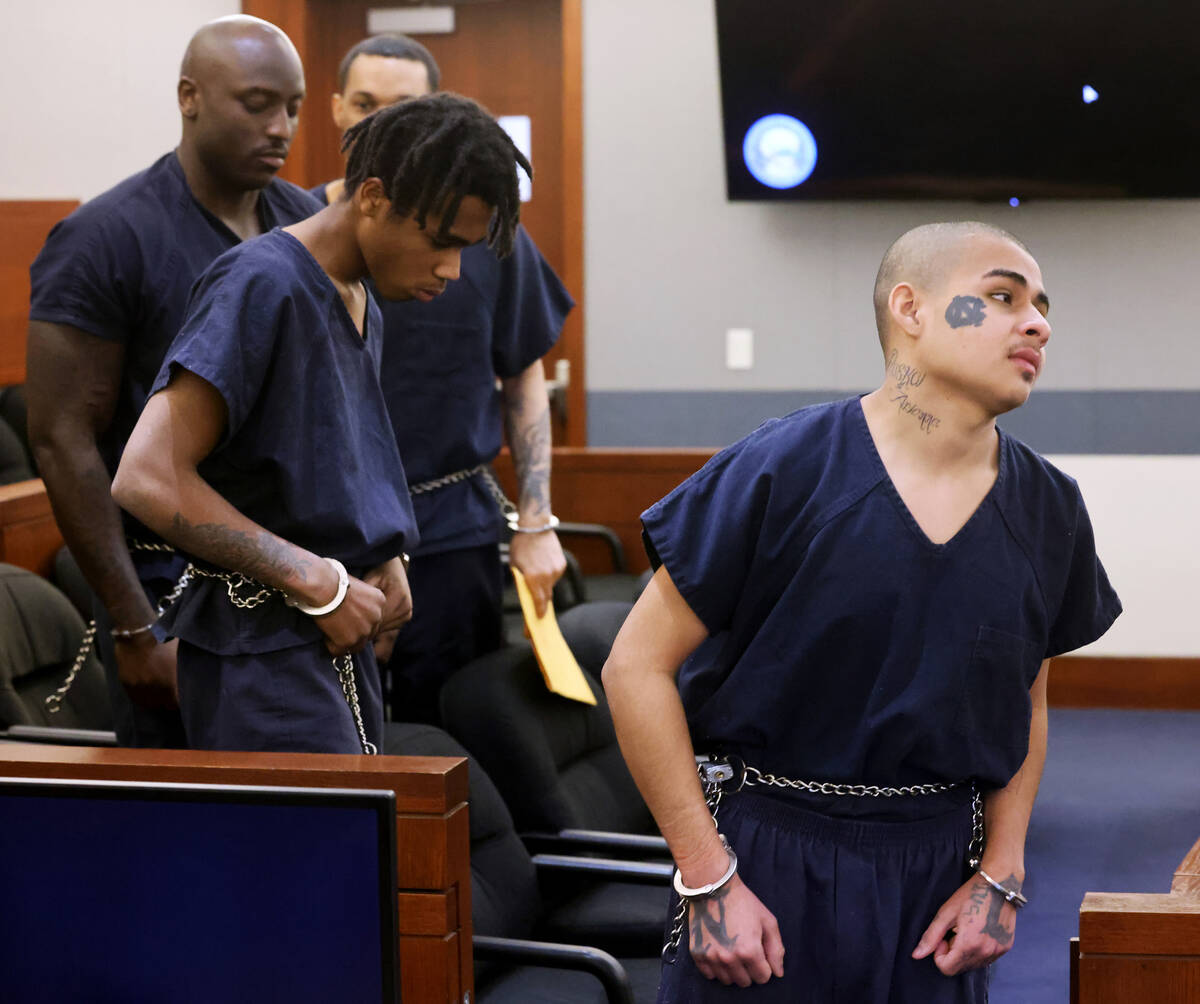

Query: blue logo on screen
[{"left": 743, "top": 115, "right": 818, "bottom": 189}]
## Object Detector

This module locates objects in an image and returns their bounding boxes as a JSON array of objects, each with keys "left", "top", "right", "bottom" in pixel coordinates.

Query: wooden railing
[
  {"left": 0, "top": 743, "right": 473, "bottom": 1003},
  {"left": 1072, "top": 835, "right": 1200, "bottom": 1002}
]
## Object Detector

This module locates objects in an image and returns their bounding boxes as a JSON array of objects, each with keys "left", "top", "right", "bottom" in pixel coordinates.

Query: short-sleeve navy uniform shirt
[
  {"left": 151, "top": 229, "right": 419, "bottom": 656},
  {"left": 642, "top": 397, "right": 1121, "bottom": 790},
  {"left": 30, "top": 152, "right": 322, "bottom": 476},
  {"left": 308, "top": 184, "right": 573, "bottom": 554}
]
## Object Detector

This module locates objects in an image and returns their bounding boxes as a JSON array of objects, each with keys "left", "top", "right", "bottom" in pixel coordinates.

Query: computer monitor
[{"left": 0, "top": 776, "right": 398, "bottom": 1004}]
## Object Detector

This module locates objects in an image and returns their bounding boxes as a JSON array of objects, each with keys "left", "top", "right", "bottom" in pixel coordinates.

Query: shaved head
[
  {"left": 180, "top": 15, "right": 300, "bottom": 81},
  {"left": 873, "top": 222, "right": 1031, "bottom": 350}
]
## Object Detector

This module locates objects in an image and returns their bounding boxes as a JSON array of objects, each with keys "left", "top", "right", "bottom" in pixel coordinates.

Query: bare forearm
[
  {"left": 980, "top": 660, "right": 1050, "bottom": 882},
  {"left": 113, "top": 464, "right": 332, "bottom": 606},
  {"left": 501, "top": 363, "right": 552, "bottom": 521},
  {"left": 34, "top": 438, "right": 156, "bottom": 627},
  {"left": 604, "top": 656, "right": 729, "bottom": 884}
]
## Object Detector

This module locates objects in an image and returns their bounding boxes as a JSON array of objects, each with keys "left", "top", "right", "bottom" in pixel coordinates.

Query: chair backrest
[
  {"left": 0, "top": 414, "right": 32, "bottom": 485},
  {"left": 0, "top": 563, "right": 111, "bottom": 729},
  {"left": 439, "top": 633, "right": 656, "bottom": 836},
  {"left": 382, "top": 722, "right": 541, "bottom": 939}
]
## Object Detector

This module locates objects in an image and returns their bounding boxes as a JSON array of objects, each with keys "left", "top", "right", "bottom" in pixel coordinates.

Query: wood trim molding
[
  {"left": 559, "top": 0, "right": 586, "bottom": 445},
  {"left": 1049, "top": 657, "right": 1200, "bottom": 711}
]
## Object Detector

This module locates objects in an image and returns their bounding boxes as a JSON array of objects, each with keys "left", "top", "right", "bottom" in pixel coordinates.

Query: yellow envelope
[{"left": 510, "top": 566, "right": 597, "bottom": 705}]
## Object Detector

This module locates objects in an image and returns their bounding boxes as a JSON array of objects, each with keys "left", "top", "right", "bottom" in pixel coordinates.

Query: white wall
[
  {"left": 580, "top": 1, "right": 1200, "bottom": 658},
  {"left": 0, "top": 0, "right": 236, "bottom": 201}
]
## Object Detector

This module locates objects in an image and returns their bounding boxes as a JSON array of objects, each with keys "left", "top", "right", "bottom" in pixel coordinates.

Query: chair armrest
[
  {"left": 1, "top": 725, "right": 119, "bottom": 747},
  {"left": 555, "top": 522, "right": 628, "bottom": 573},
  {"left": 531, "top": 853, "right": 673, "bottom": 885},
  {"left": 473, "top": 935, "right": 635, "bottom": 1004},
  {"left": 523, "top": 828, "right": 671, "bottom": 859}
]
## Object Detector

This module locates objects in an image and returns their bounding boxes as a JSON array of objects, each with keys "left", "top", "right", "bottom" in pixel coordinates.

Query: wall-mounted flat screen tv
[{"left": 715, "top": 0, "right": 1200, "bottom": 201}]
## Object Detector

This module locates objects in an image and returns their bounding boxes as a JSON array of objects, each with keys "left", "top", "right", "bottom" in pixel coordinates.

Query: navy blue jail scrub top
[
  {"left": 642, "top": 396, "right": 1122, "bottom": 795},
  {"left": 149, "top": 228, "right": 419, "bottom": 752},
  {"left": 310, "top": 183, "right": 573, "bottom": 555},
  {"left": 30, "top": 151, "right": 322, "bottom": 484}
]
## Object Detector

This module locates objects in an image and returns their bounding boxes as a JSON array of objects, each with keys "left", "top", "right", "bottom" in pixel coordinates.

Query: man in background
[
  {"left": 313, "top": 34, "right": 573, "bottom": 724},
  {"left": 27, "top": 15, "right": 322, "bottom": 746}
]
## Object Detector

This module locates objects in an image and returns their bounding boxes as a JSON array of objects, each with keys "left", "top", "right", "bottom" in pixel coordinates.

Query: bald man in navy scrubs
[
  {"left": 312, "top": 34, "right": 573, "bottom": 724},
  {"left": 27, "top": 16, "right": 321, "bottom": 747},
  {"left": 604, "top": 222, "right": 1121, "bottom": 1002}
]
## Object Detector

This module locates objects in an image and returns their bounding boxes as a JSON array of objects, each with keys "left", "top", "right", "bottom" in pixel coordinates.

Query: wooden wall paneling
[
  {"left": 0, "top": 478, "right": 64, "bottom": 578},
  {"left": 0, "top": 744, "right": 473, "bottom": 1003},
  {"left": 0, "top": 201, "right": 79, "bottom": 385},
  {"left": 559, "top": 0, "right": 586, "bottom": 444}
]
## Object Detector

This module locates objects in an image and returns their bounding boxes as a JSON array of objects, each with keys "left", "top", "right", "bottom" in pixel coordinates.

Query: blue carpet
[{"left": 989, "top": 709, "right": 1200, "bottom": 1003}]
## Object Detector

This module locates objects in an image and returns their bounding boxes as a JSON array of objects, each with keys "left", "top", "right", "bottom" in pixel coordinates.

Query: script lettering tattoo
[
  {"left": 891, "top": 390, "right": 941, "bottom": 434},
  {"left": 689, "top": 886, "right": 739, "bottom": 955},
  {"left": 945, "top": 295, "right": 987, "bottom": 328},
  {"left": 886, "top": 348, "right": 927, "bottom": 389},
  {"left": 965, "top": 876, "right": 990, "bottom": 920},
  {"left": 169, "top": 513, "right": 313, "bottom": 586}
]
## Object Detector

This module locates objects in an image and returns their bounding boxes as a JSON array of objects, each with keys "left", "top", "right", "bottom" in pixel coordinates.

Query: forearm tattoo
[
  {"left": 508, "top": 396, "right": 552, "bottom": 517},
  {"left": 945, "top": 295, "right": 987, "bottom": 328},
  {"left": 690, "top": 886, "right": 739, "bottom": 955},
  {"left": 169, "top": 512, "right": 313, "bottom": 587},
  {"left": 885, "top": 348, "right": 941, "bottom": 434}
]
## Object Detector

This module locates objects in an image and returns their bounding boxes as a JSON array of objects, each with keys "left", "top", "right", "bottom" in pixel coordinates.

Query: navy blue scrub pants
[
  {"left": 383, "top": 543, "right": 504, "bottom": 725},
  {"left": 177, "top": 640, "right": 384, "bottom": 754},
  {"left": 657, "top": 790, "right": 988, "bottom": 1004}
]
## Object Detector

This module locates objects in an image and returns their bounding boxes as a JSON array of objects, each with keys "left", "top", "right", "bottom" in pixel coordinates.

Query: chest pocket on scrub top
[{"left": 954, "top": 625, "right": 1042, "bottom": 756}]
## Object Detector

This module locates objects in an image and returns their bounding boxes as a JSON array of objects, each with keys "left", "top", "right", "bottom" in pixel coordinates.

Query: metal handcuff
[
  {"left": 46, "top": 542, "right": 379, "bottom": 756},
  {"left": 661, "top": 754, "right": 989, "bottom": 962}
]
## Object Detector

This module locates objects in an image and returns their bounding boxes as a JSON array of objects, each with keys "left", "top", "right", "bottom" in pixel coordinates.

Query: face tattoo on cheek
[{"left": 945, "top": 295, "right": 987, "bottom": 328}]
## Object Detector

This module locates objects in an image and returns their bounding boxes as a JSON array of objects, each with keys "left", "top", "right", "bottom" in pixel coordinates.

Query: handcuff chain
[
  {"left": 47, "top": 540, "right": 378, "bottom": 754},
  {"left": 408, "top": 464, "right": 519, "bottom": 523},
  {"left": 744, "top": 766, "right": 959, "bottom": 798}
]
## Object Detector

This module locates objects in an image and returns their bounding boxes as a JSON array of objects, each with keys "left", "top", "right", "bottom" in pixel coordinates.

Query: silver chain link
[
  {"left": 661, "top": 757, "right": 985, "bottom": 962},
  {"left": 408, "top": 464, "right": 518, "bottom": 521},
  {"left": 44, "top": 620, "right": 98, "bottom": 715},
  {"left": 47, "top": 540, "right": 378, "bottom": 754}
]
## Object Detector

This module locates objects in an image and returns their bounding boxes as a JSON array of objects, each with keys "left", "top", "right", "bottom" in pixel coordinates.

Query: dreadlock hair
[
  {"left": 337, "top": 33, "right": 440, "bottom": 91},
  {"left": 341, "top": 92, "right": 531, "bottom": 258}
]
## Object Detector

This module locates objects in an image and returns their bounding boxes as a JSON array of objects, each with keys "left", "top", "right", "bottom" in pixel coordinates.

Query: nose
[
  {"left": 266, "top": 105, "right": 294, "bottom": 141},
  {"left": 1023, "top": 309, "right": 1051, "bottom": 347},
  {"left": 434, "top": 248, "right": 462, "bottom": 282}
]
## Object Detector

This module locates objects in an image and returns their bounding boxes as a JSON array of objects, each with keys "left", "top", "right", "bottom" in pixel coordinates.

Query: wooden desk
[
  {"left": 0, "top": 478, "right": 62, "bottom": 578},
  {"left": 1073, "top": 836, "right": 1200, "bottom": 1003},
  {"left": 0, "top": 743, "right": 473, "bottom": 1003}
]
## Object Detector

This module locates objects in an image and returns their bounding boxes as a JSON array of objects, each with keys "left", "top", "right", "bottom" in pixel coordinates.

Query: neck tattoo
[{"left": 886, "top": 349, "right": 941, "bottom": 435}]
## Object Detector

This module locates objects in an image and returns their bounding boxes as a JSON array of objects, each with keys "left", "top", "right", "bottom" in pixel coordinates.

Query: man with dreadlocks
[
  {"left": 311, "top": 34, "right": 573, "bottom": 725},
  {"left": 112, "top": 94, "right": 529, "bottom": 753}
]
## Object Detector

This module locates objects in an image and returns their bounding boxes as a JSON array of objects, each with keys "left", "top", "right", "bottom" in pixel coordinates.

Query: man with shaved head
[
  {"left": 27, "top": 15, "right": 321, "bottom": 747},
  {"left": 604, "top": 223, "right": 1121, "bottom": 1001}
]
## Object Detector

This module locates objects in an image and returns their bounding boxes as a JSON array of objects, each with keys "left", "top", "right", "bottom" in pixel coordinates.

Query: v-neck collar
[
  {"left": 274, "top": 229, "right": 370, "bottom": 346},
  {"left": 851, "top": 396, "right": 1006, "bottom": 553}
]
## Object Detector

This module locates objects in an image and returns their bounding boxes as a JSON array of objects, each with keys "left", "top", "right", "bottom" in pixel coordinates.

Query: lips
[
  {"left": 1010, "top": 348, "right": 1042, "bottom": 376},
  {"left": 415, "top": 286, "right": 445, "bottom": 302},
  {"left": 253, "top": 149, "right": 288, "bottom": 169}
]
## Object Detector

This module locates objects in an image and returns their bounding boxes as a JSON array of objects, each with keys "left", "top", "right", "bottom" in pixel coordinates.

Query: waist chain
[
  {"left": 46, "top": 540, "right": 378, "bottom": 755},
  {"left": 408, "top": 464, "right": 516, "bottom": 521},
  {"left": 661, "top": 754, "right": 985, "bottom": 962}
]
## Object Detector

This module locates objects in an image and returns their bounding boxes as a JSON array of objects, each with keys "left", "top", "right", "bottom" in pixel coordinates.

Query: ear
[
  {"left": 331, "top": 92, "right": 347, "bottom": 132},
  {"left": 353, "top": 177, "right": 388, "bottom": 218},
  {"left": 178, "top": 77, "right": 199, "bottom": 119},
  {"left": 887, "top": 281, "right": 924, "bottom": 342}
]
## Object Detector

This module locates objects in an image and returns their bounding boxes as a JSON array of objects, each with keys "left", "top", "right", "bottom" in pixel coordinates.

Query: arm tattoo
[
  {"left": 945, "top": 295, "right": 987, "bottom": 328},
  {"left": 169, "top": 512, "right": 314, "bottom": 587},
  {"left": 507, "top": 396, "right": 552, "bottom": 517},
  {"left": 689, "top": 886, "right": 739, "bottom": 955}
]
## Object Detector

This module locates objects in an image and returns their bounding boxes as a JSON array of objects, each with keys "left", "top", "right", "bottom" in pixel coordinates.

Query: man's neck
[
  {"left": 283, "top": 201, "right": 366, "bottom": 289},
  {"left": 175, "top": 146, "right": 263, "bottom": 242},
  {"left": 861, "top": 357, "right": 999, "bottom": 475},
  {"left": 324, "top": 177, "right": 346, "bottom": 204}
]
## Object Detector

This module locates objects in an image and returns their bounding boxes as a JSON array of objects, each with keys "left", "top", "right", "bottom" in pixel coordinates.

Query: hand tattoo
[
  {"left": 981, "top": 874, "right": 1019, "bottom": 946},
  {"left": 689, "top": 886, "right": 739, "bottom": 955},
  {"left": 945, "top": 295, "right": 987, "bottom": 328}
]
